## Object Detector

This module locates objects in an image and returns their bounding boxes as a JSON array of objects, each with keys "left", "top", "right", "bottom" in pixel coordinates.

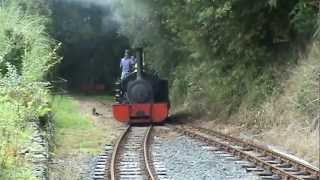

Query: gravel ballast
[{"left": 153, "top": 131, "right": 259, "bottom": 180}]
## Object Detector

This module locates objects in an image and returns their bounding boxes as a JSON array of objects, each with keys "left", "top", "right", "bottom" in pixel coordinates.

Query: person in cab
[{"left": 120, "top": 50, "right": 135, "bottom": 80}]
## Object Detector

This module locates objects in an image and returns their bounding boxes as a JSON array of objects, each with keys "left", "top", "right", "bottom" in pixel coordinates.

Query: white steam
[
  {"left": 55, "top": 0, "right": 151, "bottom": 46},
  {"left": 55, "top": 0, "right": 121, "bottom": 32}
]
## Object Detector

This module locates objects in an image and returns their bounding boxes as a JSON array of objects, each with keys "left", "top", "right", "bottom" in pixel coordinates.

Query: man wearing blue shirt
[{"left": 120, "top": 50, "right": 135, "bottom": 80}]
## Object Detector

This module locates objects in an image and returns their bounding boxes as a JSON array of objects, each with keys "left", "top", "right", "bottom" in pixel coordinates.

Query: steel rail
[
  {"left": 110, "top": 125, "right": 131, "bottom": 180},
  {"left": 144, "top": 125, "right": 157, "bottom": 180},
  {"left": 173, "top": 125, "right": 319, "bottom": 180}
]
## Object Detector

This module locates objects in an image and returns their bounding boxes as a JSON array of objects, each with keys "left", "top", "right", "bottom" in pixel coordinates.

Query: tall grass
[
  {"left": 233, "top": 42, "right": 320, "bottom": 167},
  {"left": 51, "top": 96, "right": 108, "bottom": 155},
  {"left": 52, "top": 96, "right": 92, "bottom": 130}
]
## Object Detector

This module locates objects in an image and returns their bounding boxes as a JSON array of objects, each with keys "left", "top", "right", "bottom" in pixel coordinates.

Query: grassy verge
[
  {"left": 52, "top": 95, "right": 106, "bottom": 155},
  {"left": 50, "top": 94, "right": 121, "bottom": 179}
]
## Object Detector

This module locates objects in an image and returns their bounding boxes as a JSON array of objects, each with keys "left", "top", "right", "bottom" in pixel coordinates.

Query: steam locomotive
[{"left": 112, "top": 48, "right": 170, "bottom": 124}]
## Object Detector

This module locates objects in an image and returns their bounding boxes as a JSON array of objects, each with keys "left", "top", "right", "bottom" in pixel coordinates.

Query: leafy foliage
[{"left": 0, "top": 1, "right": 59, "bottom": 178}]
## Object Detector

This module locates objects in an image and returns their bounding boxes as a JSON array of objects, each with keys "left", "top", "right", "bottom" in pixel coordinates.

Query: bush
[{"left": 0, "top": 1, "right": 59, "bottom": 179}]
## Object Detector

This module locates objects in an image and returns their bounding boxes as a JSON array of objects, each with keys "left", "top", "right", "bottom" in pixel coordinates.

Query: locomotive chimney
[{"left": 136, "top": 48, "right": 143, "bottom": 80}]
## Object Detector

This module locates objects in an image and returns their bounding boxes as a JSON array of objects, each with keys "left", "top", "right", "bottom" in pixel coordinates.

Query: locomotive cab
[{"left": 113, "top": 48, "right": 170, "bottom": 124}]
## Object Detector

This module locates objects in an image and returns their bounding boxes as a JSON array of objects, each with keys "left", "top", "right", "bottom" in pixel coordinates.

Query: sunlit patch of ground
[{"left": 49, "top": 95, "right": 122, "bottom": 179}]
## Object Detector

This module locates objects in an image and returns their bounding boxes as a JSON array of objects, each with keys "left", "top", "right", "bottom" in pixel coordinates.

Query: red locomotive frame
[{"left": 112, "top": 103, "right": 169, "bottom": 123}]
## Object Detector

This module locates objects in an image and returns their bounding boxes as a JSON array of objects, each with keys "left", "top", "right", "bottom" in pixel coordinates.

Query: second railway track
[{"left": 172, "top": 125, "right": 320, "bottom": 180}]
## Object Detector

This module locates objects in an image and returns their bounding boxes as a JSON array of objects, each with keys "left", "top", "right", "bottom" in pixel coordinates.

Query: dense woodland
[
  {"left": 0, "top": 0, "right": 319, "bottom": 179},
  {"left": 50, "top": 1, "right": 128, "bottom": 88}
]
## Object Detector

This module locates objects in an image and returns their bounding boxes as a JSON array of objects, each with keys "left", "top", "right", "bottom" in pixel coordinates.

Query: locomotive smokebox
[{"left": 127, "top": 48, "right": 154, "bottom": 103}]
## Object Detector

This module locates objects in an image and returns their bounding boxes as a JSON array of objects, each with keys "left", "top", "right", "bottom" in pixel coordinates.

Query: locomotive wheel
[{"left": 127, "top": 79, "right": 154, "bottom": 103}]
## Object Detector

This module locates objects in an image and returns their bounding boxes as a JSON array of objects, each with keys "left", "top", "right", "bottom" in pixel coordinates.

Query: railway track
[
  {"left": 110, "top": 125, "right": 168, "bottom": 180},
  {"left": 172, "top": 125, "right": 320, "bottom": 180}
]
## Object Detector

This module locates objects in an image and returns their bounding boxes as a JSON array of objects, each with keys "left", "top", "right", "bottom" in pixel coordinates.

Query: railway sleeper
[
  {"left": 94, "top": 169, "right": 105, "bottom": 172},
  {"left": 260, "top": 157, "right": 277, "bottom": 161},
  {"left": 95, "top": 165, "right": 106, "bottom": 169},
  {"left": 240, "top": 147, "right": 254, "bottom": 151},
  {"left": 299, "top": 175, "right": 320, "bottom": 180},
  {"left": 256, "top": 171, "right": 274, "bottom": 176},
  {"left": 117, "top": 168, "right": 141, "bottom": 171},
  {"left": 154, "top": 169, "right": 168, "bottom": 173},
  {"left": 257, "top": 154, "right": 268, "bottom": 158},
  {"left": 260, "top": 175, "right": 281, "bottom": 180},
  {"left": 157, "top": 176, "right": 169, "bottom": 180},
  {"left": 94, "top": 171, "right": 105, "bottom": 175},
  {"left": 120, "top": 176, "right": 145, "bottom": 180},
  {"left": 201, "top": 145, "right": 220, "bottom": 150},
  {"left": 118, "top": 162, "right": 140, "bottom": 165},
  {"left": 264, "top": 160, "right": 282, "bottom": 164},
  {"left": 99, "top": 154, "right": 109, "bottom": 158},
  {"left": 213, "top": 151, "right": 228, "bottom": 154},
  {"left": 118, "top": 172, "right": 145, "bottom": 176},
  {"left": 290, "top": 171, "right": 310, "bottom": 176},
  {"left": 281, "top": 167, "right": 300, "bottom": 172},
  {"left": 276, "top": 163, "right": 292, "bottom": 168},
  {"left": 152, "top": 162, "right": 165, "bottom": 165},
  {"left": 97, "top": 157, "right": 108, "bottom": 161},
  {"left": 96, "top": 162, "right": 107, "bottom": 166},
  {"left": 246, "top": 167, "right": 265, "bottom": 172},
  {"left": 216, "top": 153, "right": 234, "bottom": 157},
  {"left": 96, "top": 162, "right": 106, "bottom": 166},
  {"left": 92, "top": 175, "right": 105, "bottom": 180},
  {"left": 241, "top": 164, "right": 257, "bottom": 168},
  {"left": 225, "top": 156, "right": 240, "bottom": 161}
]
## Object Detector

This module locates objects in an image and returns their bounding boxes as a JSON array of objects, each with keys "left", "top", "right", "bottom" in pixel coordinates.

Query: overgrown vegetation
[
  {"left": 0, "top": 0, "right": 59, "bottom": 179},
  {"left": 231, "top": 42, "right": 320, "bottom": 165}
]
